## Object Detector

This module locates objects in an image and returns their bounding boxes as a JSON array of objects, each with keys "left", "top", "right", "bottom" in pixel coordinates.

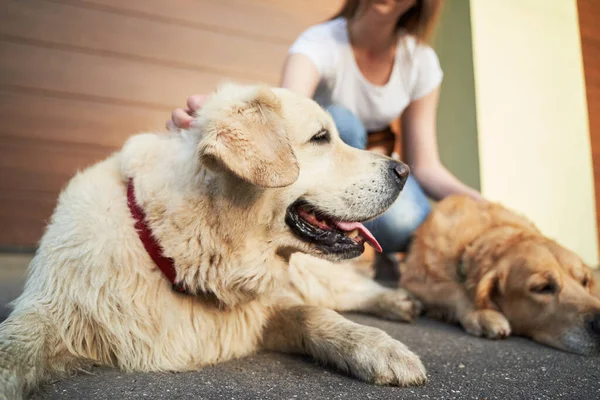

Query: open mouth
[{"left": 285, "top": 200, "right": 382, "bottom": 258}]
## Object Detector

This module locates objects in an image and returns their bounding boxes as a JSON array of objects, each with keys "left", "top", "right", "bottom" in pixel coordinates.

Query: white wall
[{"left": 469, "top": 0, "right": 599, "bottom": 265}]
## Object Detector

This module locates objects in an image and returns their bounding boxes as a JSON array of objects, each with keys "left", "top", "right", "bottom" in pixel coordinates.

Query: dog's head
[
  {"left": 465, "top": 227, "right": 600, "bottom": 355},
  {"left": 193, "top": 83, "right": 408, "bottom": 261}
]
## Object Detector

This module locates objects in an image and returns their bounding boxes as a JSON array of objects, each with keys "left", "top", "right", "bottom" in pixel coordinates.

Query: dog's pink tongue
[{"left": 334, "top": 221, "right": 382, "bottom": 253}]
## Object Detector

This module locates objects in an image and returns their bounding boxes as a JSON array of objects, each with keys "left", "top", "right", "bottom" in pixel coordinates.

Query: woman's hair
[{"left": 330, "top": 0, "right": 444, "bottom": 43}]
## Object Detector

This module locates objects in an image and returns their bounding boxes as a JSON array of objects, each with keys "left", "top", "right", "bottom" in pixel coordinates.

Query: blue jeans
[{"left": 328, "top": 105, "right": 431, "bottom": 253}]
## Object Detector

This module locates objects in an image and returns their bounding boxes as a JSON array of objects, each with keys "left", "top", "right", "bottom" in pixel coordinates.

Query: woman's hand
[{"left": 166, "top": 94, "right": 207, "bottom": 131}]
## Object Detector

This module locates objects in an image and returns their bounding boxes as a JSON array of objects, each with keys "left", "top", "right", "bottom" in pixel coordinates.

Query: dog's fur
[
  {"left": 0, "top": 84, "right": 426, "bottom": 399},
  {"left": 401, "top": 194, "right": 600, "bottom": 355}
]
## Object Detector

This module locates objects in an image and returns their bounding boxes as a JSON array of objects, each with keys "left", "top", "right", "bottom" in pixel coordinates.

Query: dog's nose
[
  {"left": 393, "top": 162, "right": 410, "bottom": 187},
  {"left": 588, "top": 313, "right": 600, "bottom": 334}
]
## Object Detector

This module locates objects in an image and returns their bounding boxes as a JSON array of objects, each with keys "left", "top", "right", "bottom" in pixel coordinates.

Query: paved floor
[
  {"left": 2, "top": 254, "right": 600, "bottom": 400},
  {"left": 0, "top": 253, "right": 31, "bottom": 320}
]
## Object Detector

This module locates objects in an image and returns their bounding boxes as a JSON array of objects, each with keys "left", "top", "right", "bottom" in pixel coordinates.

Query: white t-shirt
[{"left": 288, "top": 17, "right": 444, "bottom": 132}]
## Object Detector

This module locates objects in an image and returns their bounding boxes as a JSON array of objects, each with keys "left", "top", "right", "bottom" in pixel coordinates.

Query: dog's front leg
[
  {"left": 288, "top": 253, "right": 422, "bottom": 322},
  {"left": 262, "top": 305, "right": 426, "bottom": 386},
  {"left": 0, "top": 310, "right": 83, "bottom": 400},
  {"left": 401, "top": 277, "right": 511, "bottom": 339}
]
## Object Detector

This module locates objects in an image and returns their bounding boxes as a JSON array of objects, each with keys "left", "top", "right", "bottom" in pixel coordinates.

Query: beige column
[{"left": 434, "top": 0, "right": 598, "bottom": 265}]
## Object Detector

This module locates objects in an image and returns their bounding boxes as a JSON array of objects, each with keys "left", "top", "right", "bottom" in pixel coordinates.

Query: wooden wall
[
  {"left": 578, "top": 0, "right": 600, "bottom": 250},
  {"left": 2, "top": 0, "right": 598, "bottom": 250},
  {"left": 0, "top": 0, "right": 343, "bottom": 248}
]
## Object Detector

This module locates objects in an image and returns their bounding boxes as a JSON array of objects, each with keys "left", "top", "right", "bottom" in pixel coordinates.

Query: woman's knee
[
  {"left": 327, "top": 105, "right": 367, "bottom": 150},
  {"left": 394, "top": 196, "right": 430, "bottom": 235}
]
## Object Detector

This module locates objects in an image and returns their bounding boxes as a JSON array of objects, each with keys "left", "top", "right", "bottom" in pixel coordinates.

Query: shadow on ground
[{"left": 2, "top": 254, "right": 599, "bottom": 399}]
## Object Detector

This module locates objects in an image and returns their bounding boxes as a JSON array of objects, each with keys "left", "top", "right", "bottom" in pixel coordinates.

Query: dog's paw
[
  {"left": 343, "top": 327, "right": 427, "bottom": 386},
  {"left": 461, "top": 309, "right": 511, "bottom": 339},
  {"left": 368, "top": 289, "right": 423, "bottom": 322}
]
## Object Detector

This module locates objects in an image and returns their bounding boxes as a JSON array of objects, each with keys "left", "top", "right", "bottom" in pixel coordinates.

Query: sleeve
[
  {"left": 288, "top": 24, "right": 334, "bottom": 77},
  {"left": 410, "top": 45, "right": 444, "bottom": 101}
]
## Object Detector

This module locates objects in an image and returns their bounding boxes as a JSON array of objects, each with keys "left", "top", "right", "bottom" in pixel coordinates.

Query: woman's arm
[
  {"left": 402, "top": 86, "right": 483, "bottom": 202},
  {"left": 279, "top": 53, "right": 321, "bottom": 97}
]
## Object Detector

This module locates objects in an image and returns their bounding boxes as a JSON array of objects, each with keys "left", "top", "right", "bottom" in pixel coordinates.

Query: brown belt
[{"left": 367, "top": 126, "right": 396, "bottom": 156}]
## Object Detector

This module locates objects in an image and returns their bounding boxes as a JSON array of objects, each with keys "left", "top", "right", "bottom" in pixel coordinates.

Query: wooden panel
[
  {"left": 0, "top": 136, "right": 113, "bottom": 247},
  {"left": 0, "top": 90, "right": 167, "bottom": 147},
  {"left": 1, "top": 0, "right": 286, "bottom": 80},
  {"left": 0, "top": 136, "right": 115, "bottom": 193},
  {"left": 0, "top": 191, "right": 58, "bottom": 247},
  {"left": 0, "top": 0, "right": 343, "bottom": 247},
  {"left": 0, "top": 40, "right": 260, "bottom": 109},
  {"left": 0, "top": 90, "right": 169, "bottom": 246},
  {"left": 67, "top": 0, "right": 343, "bottom": 43},
  {"left": 578, "top": 0, "right": 600, "bottom": 248}
]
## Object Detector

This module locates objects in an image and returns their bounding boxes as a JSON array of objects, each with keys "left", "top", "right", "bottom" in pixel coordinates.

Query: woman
[{"left": 169, "top": 0, "right": 483, "bottom": 278}]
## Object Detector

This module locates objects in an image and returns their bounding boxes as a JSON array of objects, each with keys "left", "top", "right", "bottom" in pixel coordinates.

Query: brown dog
[{"left": 401, "top": 194, "right": 600, "bottom": 355}]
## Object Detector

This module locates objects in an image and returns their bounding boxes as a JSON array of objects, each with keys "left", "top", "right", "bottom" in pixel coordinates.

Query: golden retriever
[
  {"left": 0, "top": 83, "right": 426, "bottom": 399},
  {"left": 401, "top": 194, "right": 600, "bottom": 355}
]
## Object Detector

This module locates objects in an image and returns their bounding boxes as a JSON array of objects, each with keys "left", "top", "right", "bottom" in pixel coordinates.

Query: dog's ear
[
  {"left": 198, "top": 86, "right": 299, "bottom": 188},
  {"left": 543, "top": 239, "right": 597, "bottom": 295},
  {"left": 464, "top": 226, "right": 526, "bottom": 310},
  {"left": 474, "top": 270, "right": 501, "bottom": 310}
]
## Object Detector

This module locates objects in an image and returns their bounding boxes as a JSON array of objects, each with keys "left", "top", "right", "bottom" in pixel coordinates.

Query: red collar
[{"left": 127, "top": 179, "right": 187, "bottom": 294}]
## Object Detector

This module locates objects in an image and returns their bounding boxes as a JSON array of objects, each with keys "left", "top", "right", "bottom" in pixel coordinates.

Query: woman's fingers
[
  {"left": 166, "top": 95, "right": 208, "bottom": 130},
  {"left": 187, "top": 94, "right": 207, "bottom": 112},
  {"left": 169, "top": 108, "right": 194, "bottom": 130},
  {"left": 166, "top": 119, "right": 178, "bottom": 132}
]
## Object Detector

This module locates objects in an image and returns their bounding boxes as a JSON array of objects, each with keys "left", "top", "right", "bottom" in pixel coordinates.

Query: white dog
[{"left": 0, "top": 83, "right": 425, "bottom": 399}]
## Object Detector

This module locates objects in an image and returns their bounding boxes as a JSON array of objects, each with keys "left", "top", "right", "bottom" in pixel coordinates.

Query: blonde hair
[{"left": 331, "top": 0, "right": 445, "bottom": 43}]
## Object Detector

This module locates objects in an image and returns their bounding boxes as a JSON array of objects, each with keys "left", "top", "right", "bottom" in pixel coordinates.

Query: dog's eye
[
  {"left": 582, "top": 277, "right": 589, "bottom": 287},
  {"left": 530, "top": 282, "right": 557, "bottom": 295},
  {"left": 309, "top": 129, "right": 330, "bottom": 144}
]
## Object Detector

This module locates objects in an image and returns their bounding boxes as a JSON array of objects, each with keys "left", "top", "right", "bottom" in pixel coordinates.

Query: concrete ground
[{"left": 2, "top": 254, "right": 600, "bottom": 400}]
